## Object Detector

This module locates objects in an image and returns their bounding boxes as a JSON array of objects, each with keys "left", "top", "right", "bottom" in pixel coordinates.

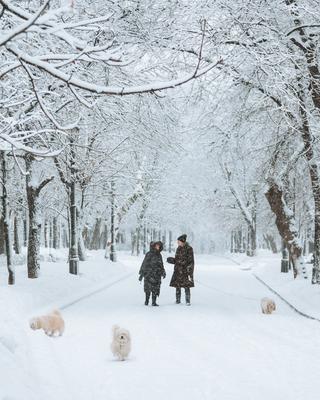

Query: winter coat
[
  {"left": 168, "top": 243, "right": 195, "bottom": 288},
  {"left": 139, "top": 245, "right": 166, "bottom": 295}
]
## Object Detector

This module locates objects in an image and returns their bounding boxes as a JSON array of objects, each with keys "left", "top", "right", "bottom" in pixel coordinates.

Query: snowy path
[{"left": 26, "top": 255, "right": 320, "bottom": 400}]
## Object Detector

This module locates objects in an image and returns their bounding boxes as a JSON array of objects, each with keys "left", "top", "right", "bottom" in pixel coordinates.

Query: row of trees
[
  {"left": 0, "top": 0, "right": 219, "bottom": 283},
  {"left": 2, "top": 0, "right": 320, "bottom": 285},
  {"left": 182, "top": 0, "right": 320, "bottom": 282}
]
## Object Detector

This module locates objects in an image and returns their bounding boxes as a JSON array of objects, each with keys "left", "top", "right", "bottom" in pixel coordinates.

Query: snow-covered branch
[
  {"left": 7, "top": 45, "right": 220, "bottom": 96},
  {"left": 0, "top": 0, "right": 49, "bottom": 47}
]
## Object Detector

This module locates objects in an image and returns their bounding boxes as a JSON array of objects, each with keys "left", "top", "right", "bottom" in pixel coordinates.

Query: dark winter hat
[
  {"left": 151, "top": 241, "right": 163, "bottom": 252},
  {"left": 177, "top": 234, "right": 187, "bottom": 243},
  {"left": 156, "top": 241, "right": 164, "bottom": 252}
]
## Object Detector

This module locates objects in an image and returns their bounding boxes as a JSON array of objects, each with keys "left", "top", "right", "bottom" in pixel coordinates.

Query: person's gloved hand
[{"left": 167, "top": 257, "right": 175, "bottom": 264}]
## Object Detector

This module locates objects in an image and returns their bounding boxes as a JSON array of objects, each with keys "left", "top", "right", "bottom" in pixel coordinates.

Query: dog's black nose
[{"left": 120, "top": 335, "right": 124, "bottom": 339}]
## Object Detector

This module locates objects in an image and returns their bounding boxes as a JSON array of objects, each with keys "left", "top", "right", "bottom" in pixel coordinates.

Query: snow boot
[
  {"left": 185, "top": 288, "right": 191, "bottom": 306},
  {"left": 145, "top": 292, "right": 150, "bottom": 306},
  {"left": 176, "top": 288, "right": 181, "bottom": 304},
  {"left": 152, "top": 294, "right": 159, "bottom": 307}
]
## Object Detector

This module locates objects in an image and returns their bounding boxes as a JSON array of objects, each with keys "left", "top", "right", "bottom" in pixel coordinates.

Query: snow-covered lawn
[
  {"left": 1, "top": 250, "right": 320, "bottom": 400},
  {"left": 252, "top": 251, "right": 320, "bottom": 320}
]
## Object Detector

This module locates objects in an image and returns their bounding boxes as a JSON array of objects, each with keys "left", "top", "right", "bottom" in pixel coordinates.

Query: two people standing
[{"left": 139, "top": 234, "right": 195, "bottom": 306}]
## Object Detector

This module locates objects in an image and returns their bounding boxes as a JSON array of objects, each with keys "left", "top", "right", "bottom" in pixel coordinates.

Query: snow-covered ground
[{"left": 1, "top": 250, "right": 320, "bottom": 400}]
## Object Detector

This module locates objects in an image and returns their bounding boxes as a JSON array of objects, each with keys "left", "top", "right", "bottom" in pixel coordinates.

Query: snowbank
[
  {"left": 0, "top": 250, "right": 132, "bottom": 400},
  {"left": 234, "top": 250, "right": 320, "bottom": 320}
]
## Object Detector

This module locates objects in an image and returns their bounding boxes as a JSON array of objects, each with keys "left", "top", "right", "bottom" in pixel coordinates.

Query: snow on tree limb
[
  {"left": 0, "top": 1, "right": 219, "bottom": 158},
  {"left": 1, "top": 2, "right": 219, "bottom": 96},
  {"left": 0, "top": 0, "right": 49, "bottom": 47},
  {"left": 0, "top": 133, "right": 62, "bottom": 157},
  {"left": 6, "top": 45, "right": 221, "bottom": 96}
]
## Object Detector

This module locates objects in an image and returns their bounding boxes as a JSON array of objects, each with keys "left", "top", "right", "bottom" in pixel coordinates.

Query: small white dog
[
  {"left": 111, "top": 325, "right": 131, "bottom": 361},
  {"left": 261, "top": 297, "right": 276, "bottom": 314},
  {"left": 29, "top": 310, "right": 65, "bottom": 337}
]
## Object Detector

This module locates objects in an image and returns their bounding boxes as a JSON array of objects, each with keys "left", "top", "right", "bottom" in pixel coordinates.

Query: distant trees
[
  {"left": 182, "top": 0, "right": 320, "bottom": 280},
  {"left": 0, "top": 0, "right": 219, "bottom": 282},
  {"left": 2, "top": 0, "right": 320, "bottom": 285}
]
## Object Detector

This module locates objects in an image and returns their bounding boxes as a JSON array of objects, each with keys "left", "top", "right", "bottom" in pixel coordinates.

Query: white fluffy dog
[
  {"left": 261, "top": 297, "right": 276, "bottom": 314},
  {"left": 111, "top": 325, "right": 131, "bottom": 361},
  {"left": 29, "top": 310, "right": 65, "bottom": 337}
]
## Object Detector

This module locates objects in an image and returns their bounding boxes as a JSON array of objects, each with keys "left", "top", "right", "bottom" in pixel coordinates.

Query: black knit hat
[
  {"left": 151, "top": 241, "right": 164, "bottom": 251},
  {"left": 177, "top": 234, "right": 187, "bottom": 243}
]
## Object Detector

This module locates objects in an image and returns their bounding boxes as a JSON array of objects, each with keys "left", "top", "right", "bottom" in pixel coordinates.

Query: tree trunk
[
  {"left": 136, "top": 227, "right": 140, "bottom": 256},
  {"left": 169, "top": 230, "right": 173, "bottom": 253},
  {"left": 103, "top": 222, "right": 109, "bottom": 258},
  {"left": 162, "top": 232, "right": 166, "bottom": 251},
  {"left": 44, "top": 219, "right": 49, "bottom": 248},
  {"left": 13, "top": 216, "right": 21, "bottom": 254},
  {"left": 264, "top": 234, "right": 278, "bottom": 254},
  {"left": 238, "top": 229, "right": 244, "bottom": 253},
  {"left": 281, "top": 240, "right": 289, "bottom": 273},
  {"left": 265, "top": 181, "right": 307, "bottom": 279},
  {"left": 246, "top": 225, "right": 256, "bottom": 257},
  {"left": 27, "top": 195, "right": 41, "bottom": 279},
  {"left": 49, "top": 219, "right": 53, "bottom": 249},
  {"left": 1, "top": 151, "right": 14, "bottom": 284},
  {"left": 67, "top": 133, "right": 80, "bottom": 274},
  {"left": 312, "top": 213, "right": 320, "bottom": 283},
  {"left": 25, "top": 156, "right": 53, "bottom": 279},
  {"left": 23, "top": 217, "right": 28, "bottom": 247},
  {"left": 90, "top": 218, "right": 102, "bottom": 250},
  {"left": 0, "top": 216, "right": 5, "bottom": 255},
  {"left": 247, "top": 187, "right": 257, "bottom": 256},
  {"left": 78, "top": 233, "right": 86, "bottom": 261},
  {"left": 62, "top": 224, "right": 68, "bottom": 248},
  {"left": 100, "top": 221, "right": 107, "bottom": 249},
  {"left": 110, "top": 180, "right": 117, "bottom": 262},
  {"left": 52, "top": 217, "right": 59, "bottom": 249},
  {"left": 131, "top": 230, "right": 135, "bottom": 256},
  {"left": 268, "top": 235, "right": 278, "bottom": 254},
  {"left": 143, "top": 224, "right": 147, "bottom": 254},
  {"left": 69, "top": 178, "right": 79, "bottom": 274},
  {"left": 230, "top": 231, "right": 235, "bottom": 253}
]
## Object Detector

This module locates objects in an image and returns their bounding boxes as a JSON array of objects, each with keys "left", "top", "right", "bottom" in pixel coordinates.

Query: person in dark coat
[
  {"left": 167, "top": 234, "right": 194, "bottom": 306},
  {"left": 139, "top": 241, "right": 166, "bottom": 306}
]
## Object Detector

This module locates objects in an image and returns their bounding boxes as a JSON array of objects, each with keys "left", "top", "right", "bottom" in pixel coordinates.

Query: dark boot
[
  {"left": 152, "top": 293, "right": 159, "bottom": 306},
  {"left": 176, "top": 288, "right": 181, "bottom": 304},
  {"left": 145, "top": 292, "right": 150, "bottom": 306},
  {"left": 185, "top": 288, "right": 191, "bottom": 306}
]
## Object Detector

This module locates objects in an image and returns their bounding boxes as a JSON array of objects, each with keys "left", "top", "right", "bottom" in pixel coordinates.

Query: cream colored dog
[
  {"left": 30, "top": 310, "right": 65, "bottom": 337},
  {"left": 261, "top": 298, "right": 276, "bottom": 314},
  {"left": 111, "top": 325, "right": 131, "bottom": 361}
]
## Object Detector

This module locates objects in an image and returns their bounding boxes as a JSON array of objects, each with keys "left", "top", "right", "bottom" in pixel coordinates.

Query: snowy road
[{"left": 27, "top": 255, "right": 320, "bottom": 400}]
